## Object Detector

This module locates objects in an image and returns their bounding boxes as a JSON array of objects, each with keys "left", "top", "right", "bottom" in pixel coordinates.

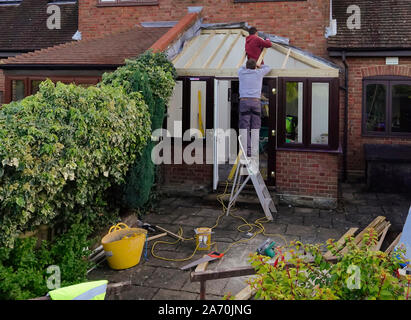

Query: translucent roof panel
[{"left": 172, "top": 29, "right": 339, "bottom": 78}]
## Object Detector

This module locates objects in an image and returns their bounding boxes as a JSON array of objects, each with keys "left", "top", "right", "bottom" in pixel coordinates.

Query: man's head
[
  {"left": 246, "top": 59, "right": 257, "bottom": 70},
  {"left": 248, "top": 27, "right": 257, "bottom": 35}
]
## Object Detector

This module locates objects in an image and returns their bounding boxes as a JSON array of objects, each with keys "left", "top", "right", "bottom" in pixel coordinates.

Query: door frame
[{"left": 266, "top": 78, "right": 277, "bottom": 186}]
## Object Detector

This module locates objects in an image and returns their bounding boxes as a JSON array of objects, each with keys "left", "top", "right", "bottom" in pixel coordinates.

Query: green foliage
[
  {"left": 0, "top": 221, "right": 93, "bottom": 300},
  {"left": 248, "top": 228, "right": 410, "bottom": 300},
  {"left": 0, "top": 80, "right": 151, "bottom": 247},
  {"left": 101, "top": 50, "right": 176, "bottom": 210}
]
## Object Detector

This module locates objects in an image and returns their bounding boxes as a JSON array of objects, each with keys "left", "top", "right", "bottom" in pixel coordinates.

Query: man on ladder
[
  {"left": 238, "top": 56, "right": 271, "bottom": 167},
  {"left": 224, "top": 28, "right": 276, "bottom": 221}
]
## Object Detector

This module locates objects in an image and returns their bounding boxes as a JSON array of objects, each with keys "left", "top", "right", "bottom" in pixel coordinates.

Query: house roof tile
[
  {"left": 0, "top": 0, "right": 78, "bottom": 52},
  {"left": 0, "top": 26, "right": 170, "bottom": 67},
  {"left": 327, "top": 0, "right": 411, "bottom": 50}
]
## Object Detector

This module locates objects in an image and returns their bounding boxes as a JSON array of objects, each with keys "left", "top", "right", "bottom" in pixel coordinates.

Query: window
[
  {"left": 5, "top": 76, "right": 101, "bottom": 104},
  {"left": 363, "top": 78, "right": 411, "bottom": 136},
  {"left": 12, "top": 80, "right": 26, "bottom": 102},
  {"left": 0, "top": 0, "right": 22, "bottom": 5},
  {"left": 97, "top": 0, "right": 158, "bottom": 6},
  {"left": 278, "top": 78, "right": 338, "bottom": 150},
  {"left": 165, "top": 77, "right": 213, "bottom": 140}
]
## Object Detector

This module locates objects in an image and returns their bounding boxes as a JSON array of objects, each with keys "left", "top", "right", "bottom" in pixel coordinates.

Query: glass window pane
[
  {"left": 391, "top": 83, "right": 411, "bottom": 133},
  {"left": 311, "top": 82, "right": 329, "bottom": 144},
  {"left": 190, "top": 81, "right": 207, "bottom": 138},
  {"left": 365, "top": 83, "right": 387, "bottom": 132},
  {"left": 285, "top": 81, "right": 303, "bottom": 143},
  {"left": 12, "top": 80, "right": 25, "bottom": 102},
  {"left": 167, "top": 80, "right": 183, "bottom": 137}
]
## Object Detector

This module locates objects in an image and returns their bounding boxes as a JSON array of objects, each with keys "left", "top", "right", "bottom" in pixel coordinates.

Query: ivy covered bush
[
  {"left": 0, "top": 80, "right": 151, "bottom": 247},
  {"left": 101, "top": 50, "right": 176, "bottom": 209}
]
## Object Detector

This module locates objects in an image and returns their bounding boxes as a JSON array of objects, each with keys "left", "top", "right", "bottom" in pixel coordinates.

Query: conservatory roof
[{"left": 172, "top": 28, "right": 340, "bottom": 78}]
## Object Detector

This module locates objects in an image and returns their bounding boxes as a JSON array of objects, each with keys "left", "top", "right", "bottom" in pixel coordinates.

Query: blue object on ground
[{"left": 395, "top": 205, "right": 411, "bottom": 267}]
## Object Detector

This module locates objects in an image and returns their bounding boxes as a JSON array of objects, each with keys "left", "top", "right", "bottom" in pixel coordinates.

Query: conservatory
[{"left": 163, "top": 27, "right": 341, "bottom": 208}]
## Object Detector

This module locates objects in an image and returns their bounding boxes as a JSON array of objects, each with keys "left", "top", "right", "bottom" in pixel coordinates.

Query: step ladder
[{"left": 225, "top": 136, "right": 277, "bottom": 220}]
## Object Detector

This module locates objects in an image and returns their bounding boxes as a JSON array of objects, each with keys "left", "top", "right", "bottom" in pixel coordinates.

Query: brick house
[
  {"left": 328, "top": 0, "right": 411, "bottom": 189},
  {"left": 1, "top": 0, "right": 409, "bottom": 208},
  {"left": 0, "top": 0, "right": 78, "bottom": 104}
]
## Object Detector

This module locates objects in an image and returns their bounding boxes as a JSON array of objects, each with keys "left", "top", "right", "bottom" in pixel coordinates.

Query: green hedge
[
  {"left": 0, "top": 80, "right": 151, "bottom": 247},
  {"left": 101, "top": 51, "right": 176, "bottom": 209}
]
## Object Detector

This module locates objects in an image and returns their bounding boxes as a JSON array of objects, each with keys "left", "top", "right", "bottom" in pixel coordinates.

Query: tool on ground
[
  {"left": 137, "top": 220, "right": 185, "bottom": 242},
  {"left": 181, "top": 251, "right": 224, "bottom": 270},
  {"left": 256, "top": 238, "right": 276, "bottom": 258},
  {"left": 195, "top": 227, "right": 212, "bottom": 251},
  {"left": 225, "top": 135, "right": 277, "bottom": 220}
]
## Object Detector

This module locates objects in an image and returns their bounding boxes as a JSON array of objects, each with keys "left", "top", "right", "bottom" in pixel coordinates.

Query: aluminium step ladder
[{"left": 225, "top": 136, "right": 277, "bottom": 220}]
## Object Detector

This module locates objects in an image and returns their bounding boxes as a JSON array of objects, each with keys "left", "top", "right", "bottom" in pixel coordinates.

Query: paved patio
[{"left": 88, "top": 182, "right": 410, "bottom": 300}]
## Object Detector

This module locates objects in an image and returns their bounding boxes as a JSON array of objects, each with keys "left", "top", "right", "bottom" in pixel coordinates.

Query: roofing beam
[
  {"left": 281, "top": 48, "right": 291, "bottom": 69},
  {"left": 203, "top": 31, "right": 231, "bottom": 69},
  {"left": 176, "top": 68, "right": 339, "bottom": 78},
  {"left": 271, "top": 42, "right": 335, "bottom": 70},
  {"left": 217, "top": 32, "right": 241, "bottom": 69},
  {"left": 184, "top": 31, "right": 215, "bottom": 68}
]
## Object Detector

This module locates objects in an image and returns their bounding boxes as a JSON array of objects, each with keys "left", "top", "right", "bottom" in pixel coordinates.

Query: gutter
[{"left": 0, "top": 64, "right": 121, "bottom": 70}]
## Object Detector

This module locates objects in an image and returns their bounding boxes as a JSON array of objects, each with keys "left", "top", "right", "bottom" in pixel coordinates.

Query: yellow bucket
[{"left": 101, "top": 223, "right": 147, "bottom": 270}]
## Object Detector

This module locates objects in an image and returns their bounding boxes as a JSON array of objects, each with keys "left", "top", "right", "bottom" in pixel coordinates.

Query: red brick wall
[
  {"left": 160, "top": 163, "right": 213, "bottom": 186},
  {"left": 158, "top": 145, "right": 213, "bottom": 188},
  {"left": 331, "top": 57, "right": 411, "bottom": 178},
  {"left": 79, "top": 0, "right": 330, "bottom": 58},
  {"left": 276, "top": 150, "right": 339, "bottom": 198}
]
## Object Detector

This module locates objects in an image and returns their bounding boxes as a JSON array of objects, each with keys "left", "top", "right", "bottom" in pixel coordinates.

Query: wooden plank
[
  {"left": 195, "top": 255, "right": 209, "bottom": 272},
  {"left": 339, "top": 216, "right": 386, "bottom": 255},
  {"left": 281, "top": 48, "right": 291, "bottom": 69},
  {"left": 184, "top": 31, "right": 215, "bottom": 68},
  {"left": 271, "top": 42, "right": 336, "bottom": 70},
  {"left": 216, "top": 32, "right": 241, "bottom": 69},
  {"left": 191, "top": 256, "right": 339, "bottom": 282},
  {"left": 235, "top": 285, "right": 256, "bottom": 300},
  {"left": 203, "top": 32, "right": 231, "bottom": 68},
  {"left": 256, "top": 47, "right": 267, "bottom": 67},
  {"left": 147, "top": 232, "right": 168, "bottom": 242},
  {"left": 176, "top": 67, "right": 339, "bottom": 78},
  {"left": 155, "top": 225, "right": 185, "bottom": 241},
  {"left": 172, "top": 36, "right": 197, "bottom": 65},
  {"left": 323, "top": 227, "right": 358, "bottom": 260},
  {"left": 385, "top": 232, "right": 402, "bottom": 254},
  {"left": 236, "top": 51, "right": 246, "bottom": 68},
  {"left": 372, "top": 223, "right": 391, "bottom": 251}
]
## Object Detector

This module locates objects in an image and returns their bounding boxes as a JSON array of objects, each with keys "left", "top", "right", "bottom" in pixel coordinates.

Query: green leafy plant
[
  {"left": 101, "top": 50, "right": 176, "bottom": 210},
  {"left": 247, "top": 229, "right": 410, "bottom": 300},
  {"left": 0, "top": 220, "right": 93, "bottom": 300},
  {"left": 0, "top": 80, "right": 151, "bottom": 247}
]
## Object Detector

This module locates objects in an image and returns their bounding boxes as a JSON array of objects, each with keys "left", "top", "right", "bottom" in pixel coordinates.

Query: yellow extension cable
[{"left": 150, "top": 178, "right": 288, "bottom": 262}]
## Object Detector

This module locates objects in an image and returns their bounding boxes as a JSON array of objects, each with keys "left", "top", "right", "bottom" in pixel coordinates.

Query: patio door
[{"left": 213, "top": 79, "right": 232, "bottom": 190}]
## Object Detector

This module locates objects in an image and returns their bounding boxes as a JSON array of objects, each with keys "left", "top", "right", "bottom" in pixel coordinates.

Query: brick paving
[{"left": 88, "top": 183, "right": 410, "bottom": 300}]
